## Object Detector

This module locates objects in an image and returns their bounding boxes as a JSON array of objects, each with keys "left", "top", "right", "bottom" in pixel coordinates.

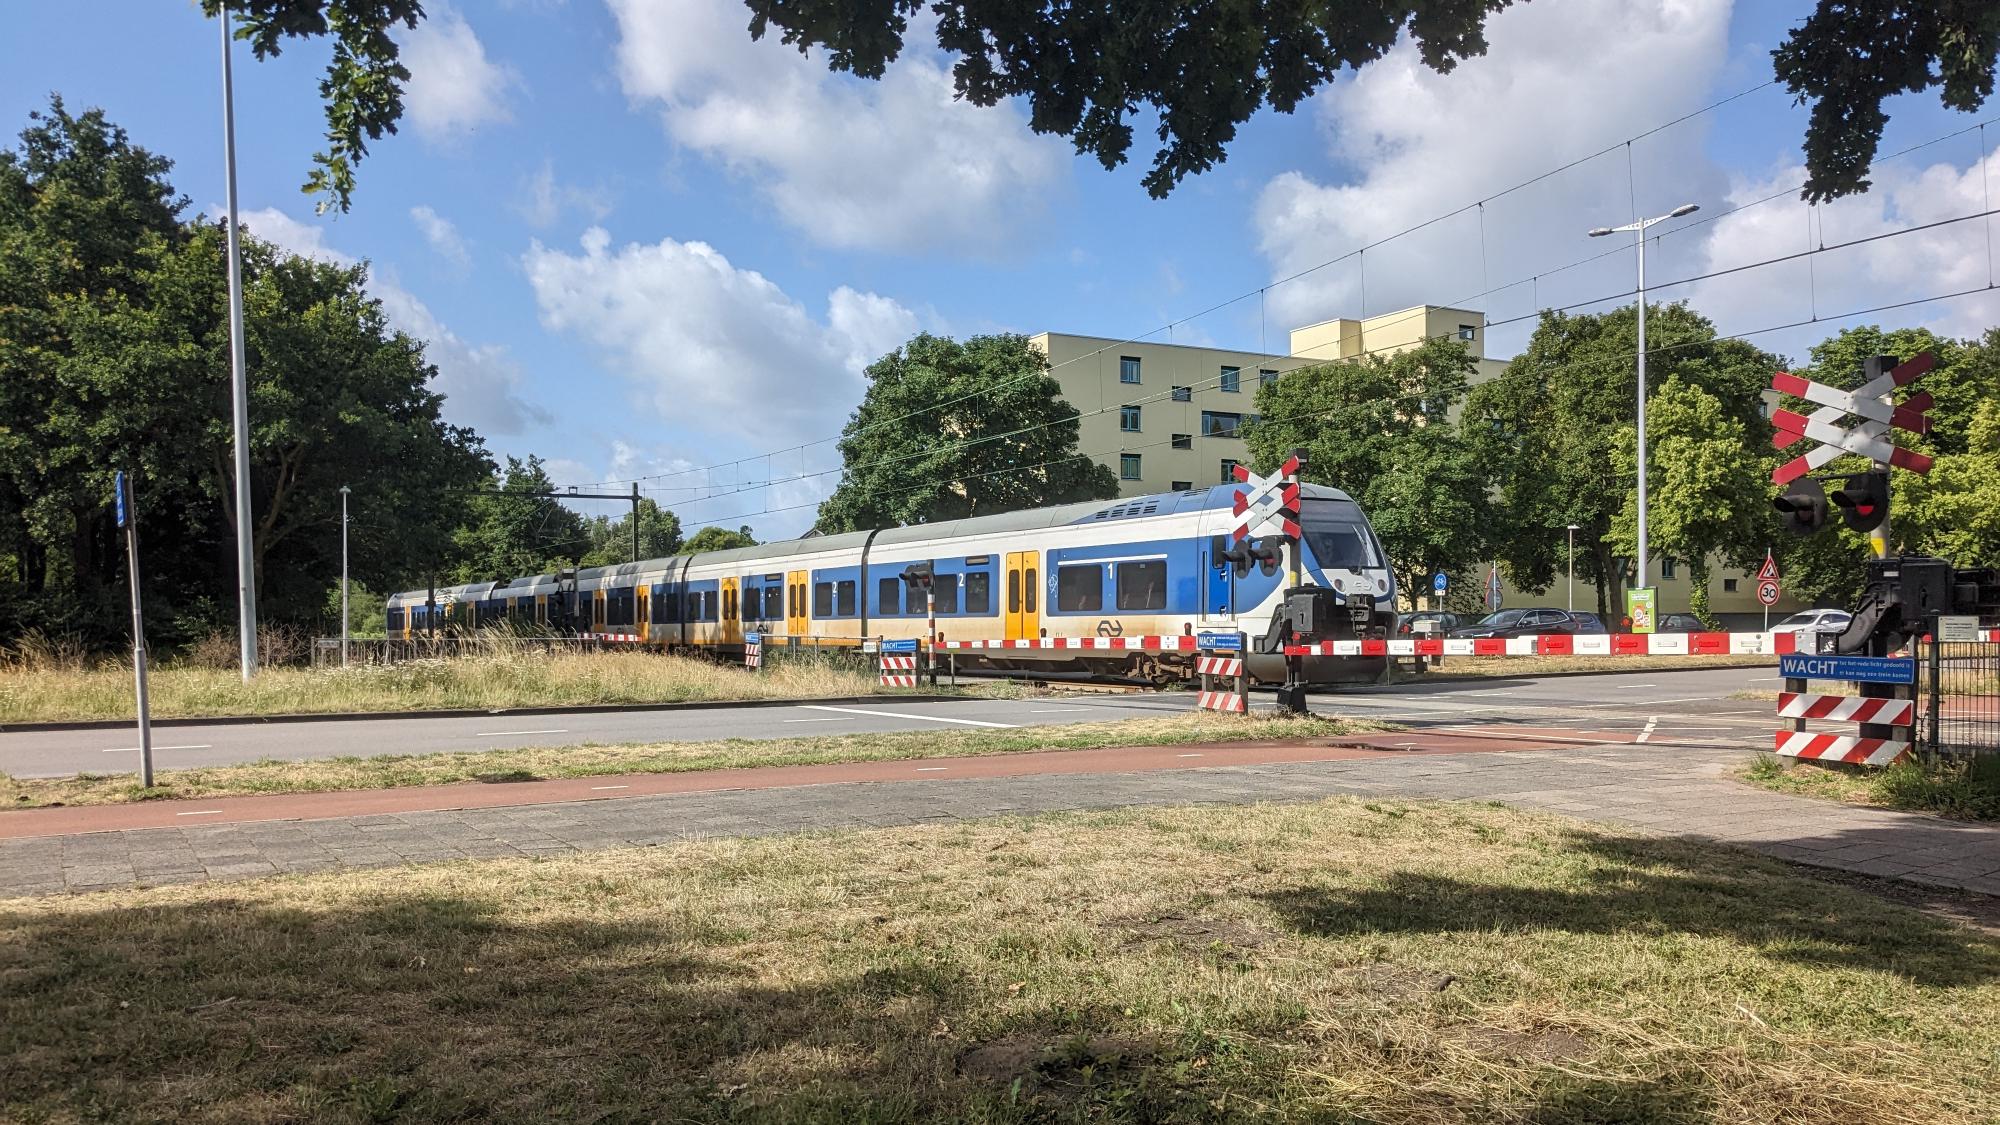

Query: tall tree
[
  {"left": 578, "top": 499, "right": 684, "bottom": 567},
  {"left": 815, "top": 333, "right": 1119, "bottom": 533},
  {"left": 1606, "top": 379, "right": 1769, "bottom": 624},
  {"left": 1900, "top": 400, "right": 2000, "bottom": 568},
  {"left": 451, "top": 457, "right": 590, "bottom": 583},
  {"left": 684, "top": 525, "right": 759, "bottom": 554},
  {"left": 1242, "top": 336, "right": 1491, "bottom": 598},
  {"left": 1465, "top": 303, "right": 1779, "bottom": 617},
  {"left": 740, "top": 0, "right": 1995, "bottom": 201}
]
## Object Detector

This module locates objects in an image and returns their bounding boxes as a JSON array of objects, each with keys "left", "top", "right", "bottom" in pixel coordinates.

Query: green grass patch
[
  {"left": 1741, "top": 752, "right": 2000, "bottom": 821},
  {"left": 0, "top": 713, "right": 1364, "bottom": 809},
  {"left": 3, "top": 799, "right": 1995, "bottom": 1122}
]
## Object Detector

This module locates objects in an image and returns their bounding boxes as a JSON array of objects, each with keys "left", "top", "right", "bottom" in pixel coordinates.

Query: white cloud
[
  {"left": 1254, "top": 0, "right": 1738, "bottom": 355},
  {"left": 523, "top": 226, "right": 920, "bottom": 447},
  {"left": 1685, "top": 152, "right": 2000, "bottom": 353},
  {"left": 606, "top": 0, "right": 1065, "bottom": 254},
  {"left": 236, "top": 207, "right": 549, "bottom": 436},
  {"left": 518, "top": 157, "right": 614, "bottom": 228},
  {"left": 399, "top": 2, "right": 516, "bottom": 139},
  {"left": 409, "top": 205, "right": 471, "bottom": 268}
]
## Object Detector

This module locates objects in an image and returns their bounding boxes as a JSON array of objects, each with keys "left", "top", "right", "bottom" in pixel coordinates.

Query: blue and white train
[{"left": 387, "top": 483, "right": 1397, "bottom": 683}]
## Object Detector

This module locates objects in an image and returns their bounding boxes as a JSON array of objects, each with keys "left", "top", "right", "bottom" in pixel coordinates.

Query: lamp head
[
  {"left": 1587, "top": 227, "right": 1615, "bottom": 237},
  {"left": 1669, "top": 203, "right": 1700, "bottom": 218}
]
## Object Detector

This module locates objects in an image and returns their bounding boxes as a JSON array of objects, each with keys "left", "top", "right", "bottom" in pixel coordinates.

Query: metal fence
[{"left": 1917, "top": 634, "right": 2000, "bottom": 756}]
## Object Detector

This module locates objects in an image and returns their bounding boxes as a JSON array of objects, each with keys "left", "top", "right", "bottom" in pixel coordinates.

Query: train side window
[
  {"left": 931, "top": 573, "right": 959, "bottom": 614},
  {"left": 1056, "top": 565, "right": 1102, "bottom": 612},
  {"left": 1007, "top": 569, "right": 1021, "bottom": 614},
  {"left": 814, "top": 582, "right": 833, "bottom": 617},
  {"left": 878, "top": 577, "right": 901, "bottom": 617},
  {"left": 835, "top": 580, "right": 857, "bottom": 617},
  {"left": 764, "top": 586, "right": 783, "bottom": 619},
  {"left": 966, "top": 572, "right": 990, "bottom": 615},
  {"left": 1116, "top": 560, "right": 1167, "bottom": 611},
  {"left": 1025, "top": 567, "right": 1039, "bottom": 614}
]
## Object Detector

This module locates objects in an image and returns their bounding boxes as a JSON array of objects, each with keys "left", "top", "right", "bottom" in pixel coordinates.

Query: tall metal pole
[
  {"left": 119, "top": 473, "right": 154, "bottom": 789},
  {"left": 1566, "top": 526, "right": 1576, "bottom": 613},
  {"left": 221, "top": 3, "right": 258, "bottom": 680},
  {"left": 340, "top": 484, "right": 351, "bottom": 668},
  {"left": 1634, "top": 229, "right": 1650, "bottom": 594},
  {"left": 631, "top": 482, "right": 641, "bottom": 563}
]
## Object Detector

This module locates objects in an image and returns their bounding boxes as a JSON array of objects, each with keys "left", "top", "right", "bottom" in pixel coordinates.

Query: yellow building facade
[{"left": 1030, "top": 305, "right": 1798, "bottom": 624}]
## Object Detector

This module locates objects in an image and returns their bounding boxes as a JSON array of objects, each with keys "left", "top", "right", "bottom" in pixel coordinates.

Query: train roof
[{"left": 387, "top": 482, "right": 1358, "bottom": 603}]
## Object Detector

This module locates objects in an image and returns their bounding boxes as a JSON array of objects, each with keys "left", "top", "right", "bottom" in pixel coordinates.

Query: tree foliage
[
  {"left": 1901, "top": 400, "right": 2000, "bottom": 568},
  {"left": 1606, "top": 379, "right": 1769, "bottom": 624},
  {"left": 450, "top": 458, "right": 589, "bottom": 583},
  {"left": 1465, "top": 304, "right": 1779, "bottom": 616},
  {"left": 1242, "top": 337, "right": 1492, "bottom": 598},
  {"left": 579, "top": 499, "right": 684, "bottom": 567},
  {"left": 684, "top": 525, "right": 759, "bottom": 554},
  {"left": 741, "top": 0, "right": 1995, "bottom": 202},
  {"left": 815, "top": 333, "right": 1119, "bottom": 533},
  {"left": 200, "top": 0, "right": 425, "bottom": 214},
  {"left": 0, "top": 97, "right": 497, "bottom": 647}
]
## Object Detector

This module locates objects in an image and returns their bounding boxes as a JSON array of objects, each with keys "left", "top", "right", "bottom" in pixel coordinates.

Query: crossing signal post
[
  {"left": 1772, "top": 478, "right": 1829, "bottom": 535},
  {"left": 901, "top": 561, "right": 936, "bottom": 685},
  {"left": 1830, "top": 471, "right": 1890, "bottom": 534}
]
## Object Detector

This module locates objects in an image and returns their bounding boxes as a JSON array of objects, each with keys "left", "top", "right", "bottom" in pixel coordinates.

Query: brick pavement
[{"left": 5, "top": 743, "right": 2000, "bottom": 899}]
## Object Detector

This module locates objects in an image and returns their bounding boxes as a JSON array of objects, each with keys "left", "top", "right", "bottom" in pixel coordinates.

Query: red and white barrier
[
  {"left": 1194, "top": 636, "right": 1250, "bottom": 714},
  {"left": 1197, "top": 687, "right": 1247, "bottom": 713},
  {"left": 744, "top": 638, "right": 762, "bottom": 670},
  {"left": 1776, "top": 691, "right": 1912, "bottom": 725},
  {"left": 938, "top": 636, "right": 1198, "bottom": 652},
  {"left": 1285, "top": 631, "right": 1803, "bottom": 658},
  {"left": 879, "top": 653, "right": 919, "bottom": 688},
  {"left": 1773, "top": 730, "right": 1910, "bottom": 767},
  {"left": 584, "top": 632, "right": 643, "bottom": 644},
  {"left": 1195, "top": 655, "right": 1243, "bottom": 677}
]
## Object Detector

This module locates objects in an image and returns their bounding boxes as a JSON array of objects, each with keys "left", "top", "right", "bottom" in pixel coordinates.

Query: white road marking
[
  {"left": 781, "top": 717, "right": 847, "bottom": 723},
  {"left": 102, "top": 744, "right": 211, "bottom": 753},
  {"left": 1177, "top": 753, "right": 1204, "bottom": 758},
  {"left": 473, "top": 729, "right": 568, "bottom": 737},
  {"left": 1636, "top": 716, "right": 1660, "bottom": 744},
  {"left": 175, "top": 810, "right": 223, "bottom": 817},
  {"left": 1629, "top": 696, "right": 1726, "bottom": 706},
  {"left": 914, "top": 767, "right": 950, "bottom": 772},
  {"left": 798, "top": 705, "right": 1016, "bottom": 729},
  {"left": 589, "top": 785, "right": 630, "bottom": 791}
]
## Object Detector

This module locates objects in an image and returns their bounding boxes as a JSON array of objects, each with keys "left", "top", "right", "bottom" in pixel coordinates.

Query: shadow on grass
[{"left": 1255, "top": 829, "right": 2000, "bottom": 989}]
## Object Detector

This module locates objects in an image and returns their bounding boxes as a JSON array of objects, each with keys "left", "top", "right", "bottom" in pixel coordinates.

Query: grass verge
[
  {"left": 1414, "top": 653, "right": 1774, "bottom": 679},
  {"left": 4, "top": 799, "right": 1995, "bottom": 1122},
  {"left": 0, "top": 649, "right": 960, "bottom": 724},
  {"left": 1740, "top": 752, "right": 2000, "bottom": 821},
  {"left": 0, "top": 713, "right": 1362, "bottom": 810}
]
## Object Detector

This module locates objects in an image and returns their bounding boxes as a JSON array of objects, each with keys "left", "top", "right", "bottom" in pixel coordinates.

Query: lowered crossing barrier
[{"left": 1285, "top": 631, "right": 1819, "bottom": 658}]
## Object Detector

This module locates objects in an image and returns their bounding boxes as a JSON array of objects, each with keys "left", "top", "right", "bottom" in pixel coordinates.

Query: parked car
[
  {"left": 1655, "top": 613, "right": 1710, "bottom": 633},
  {"left": 1449, "top": 608, "right": 1598, "bottom": 638},
  {"left": 1769, "top": 609, "right": 1853, "bottom": 636},
  {"left": 1396, "top": 611, "right": 1462, "bottom": 636}
]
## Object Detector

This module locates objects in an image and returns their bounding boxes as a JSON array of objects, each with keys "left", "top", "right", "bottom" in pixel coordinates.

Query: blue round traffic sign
[{"left": 1432, "top": 572, "right": 1448, "bottom": 594}]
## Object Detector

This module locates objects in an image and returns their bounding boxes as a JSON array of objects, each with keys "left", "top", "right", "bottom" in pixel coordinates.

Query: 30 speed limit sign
[{"left": 1757, "top": 579, "right": 1780, "bottom": 606}]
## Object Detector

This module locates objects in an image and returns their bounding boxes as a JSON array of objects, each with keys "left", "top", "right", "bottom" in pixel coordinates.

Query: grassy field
[
  {"left": 0, "top": 713, "right": 1358, "bottom": 809},
  {"left": 0, "top": 648, "right": 945, "bottom": 724},
  {"left": 1741, "top": 753, "right": 2000, "bottom": 821},
  {"left": 4, "top": 798, "right": 1995, "bottom": 1123}
]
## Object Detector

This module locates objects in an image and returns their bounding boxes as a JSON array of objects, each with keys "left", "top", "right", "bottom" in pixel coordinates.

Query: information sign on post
[
  {"left": 1626, "top": 588, "right": 1657, "bottom": 634},
  {"left": 1433, "top": 572, "right": 1448, "bottom": 596},
  {"left": 115, "top": 471, "right": 154, "bottom": 788},
  {"left": 1755, "top": 553, "right": 1781, "bottom": 628}
]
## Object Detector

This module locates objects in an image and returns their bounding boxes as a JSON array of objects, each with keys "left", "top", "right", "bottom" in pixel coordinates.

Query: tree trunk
[{"left": 1689, "top": 558, "right": 1713, "bottom": 626}]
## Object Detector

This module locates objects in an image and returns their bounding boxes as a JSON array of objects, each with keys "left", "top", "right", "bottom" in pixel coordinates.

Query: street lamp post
[
  {"left": 340, "top": 485, "right": 351, "bottom": 668},
  {"left": 1565, "top": 524, "right": 1580, "bottom": 613},
  {"left": 1589, "top": 202, "right": 1699, "bottom": 599},
  {"left": 220, "top": 3, "right": 258, "bottom": 680}
]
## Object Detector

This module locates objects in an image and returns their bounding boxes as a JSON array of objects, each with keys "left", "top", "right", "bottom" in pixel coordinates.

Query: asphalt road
[{"left": 0, "top": 667, "right": 1778, "bottom": 779}]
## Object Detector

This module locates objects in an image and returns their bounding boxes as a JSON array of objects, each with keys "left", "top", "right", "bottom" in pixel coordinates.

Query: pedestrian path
[{"left": 4, "top": 739, "right": 1998, "bottom": 900}]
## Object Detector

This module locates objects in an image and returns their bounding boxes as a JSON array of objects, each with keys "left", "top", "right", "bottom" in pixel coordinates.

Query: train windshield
[{"left": 1299, "top": 499, "right": 1383, "bottom": 570}]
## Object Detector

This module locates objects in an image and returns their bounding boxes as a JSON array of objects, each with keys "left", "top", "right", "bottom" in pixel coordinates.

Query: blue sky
[{"left": 7, "top": 1, "right": 1998, "bottom": 540}]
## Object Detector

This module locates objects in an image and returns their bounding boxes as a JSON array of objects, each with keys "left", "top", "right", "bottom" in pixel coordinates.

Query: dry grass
[
  {"left": 0, "top": 648, "right": 940, "bottom": 724},
  {"left": 4, "top": 799, "right": 1996, "bottom": 1122},
  {"left": 1416, "top": 653, "right": 1775, "bottom": 679},
  {"left": 0, "top": 713, "right": 1360, "bottom": 809},
  {"left": 1740, "top": 753, "right": 2000, "bottom": 821}
]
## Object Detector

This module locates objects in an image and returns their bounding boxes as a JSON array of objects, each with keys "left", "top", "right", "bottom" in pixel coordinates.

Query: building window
[
  {"left": 1172, "top": 385, "right": 1192, "bottom": 402},
  {"left": 1171, "top": 433, "right": 1192, "bottom": 450},
  {"left": 1116, "top": 560, "right": 1167, "bottom": 611},
  {"left": 1661, "top": 557, "right": 1677, "bottom": 580},
  {"left": 1120, "top": 404, "right": 1141, "bottom": 432},
  {"left": 1259, "top": 368, "right": 1279, "bottom": 387},
  {"left": 1219, "top": 366, "right": 1240, "bottom": 393},
  {"left": 1057, "top": 564, "right": 1104, "bottom": 612},
  {"left": 1220, "top": 458, "right": 1240, "bottom": 482},
  {"left": 1171, "top": 480, "right": 1193, "bottom": 491},
  {"left": 1200, "top": 410, "right": 1241, "bottom": 437},
  {"left": 1120, "top": 453, "right": 1142, "bottom": 480},
  {"left": 1458, "top": 323, "right": 1477, "bottom": 342},
  {"left": 1119, "top": 356, "right": 1141, "bottom": 383},
  {"left": 1723, "top": 578, "right": 1739, "bottom": 593}
]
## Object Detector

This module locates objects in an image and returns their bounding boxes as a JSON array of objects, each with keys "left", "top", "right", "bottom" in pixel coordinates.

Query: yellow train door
[
  {"left": 721, "top": 577, "right": 743, "bottom": 646},
  {"left": 1004, "top": 550, "right": 1040, "bottom": 640},
  {"left": 786, "top": 569, "right": 809, "bottom": 638},
  {"left": 636, "top": 586, "right": 650, "bottom": 643}
]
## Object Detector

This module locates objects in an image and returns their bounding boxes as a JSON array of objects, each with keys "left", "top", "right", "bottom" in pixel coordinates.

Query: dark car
[
  {"left": 1396, "top": 611, "right": 1462, "bottom": 636},
  {"left": 1655, "top": 613, "right": 1709, "bottom": 633},
  {"left": 1448, "top": 608, "right": 1597, "bottom": 638}
]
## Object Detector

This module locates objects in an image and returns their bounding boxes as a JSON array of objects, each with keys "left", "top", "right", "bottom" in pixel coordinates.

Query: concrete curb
[{"left": 0, "top": 693, "right": 971, "bottom": 735}]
